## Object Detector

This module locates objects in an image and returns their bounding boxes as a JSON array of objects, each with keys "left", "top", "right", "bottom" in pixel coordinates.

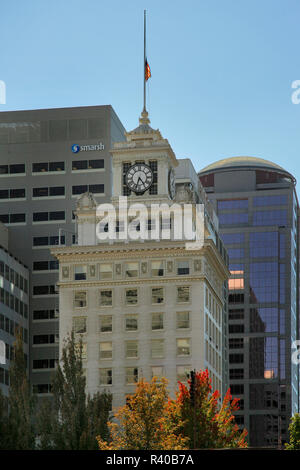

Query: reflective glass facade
[{"left": 200, "top": 162, "right": 299, "bottom": 447}]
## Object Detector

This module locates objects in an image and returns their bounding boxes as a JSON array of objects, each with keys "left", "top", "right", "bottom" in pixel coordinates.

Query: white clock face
[
  {"left": 125, "top": 163, "right": 153, "bottom": 194},
  {"left": 168, "top": 169, "right": 176, "bottom": 199}
]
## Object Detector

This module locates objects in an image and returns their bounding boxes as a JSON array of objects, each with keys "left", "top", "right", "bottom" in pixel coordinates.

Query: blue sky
[{"left": 1, "top": 0, "right": 300, "bottom": 181}]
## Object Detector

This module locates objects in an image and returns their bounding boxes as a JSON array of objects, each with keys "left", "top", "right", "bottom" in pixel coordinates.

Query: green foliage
[
  {"left": 36, "top": 332, "right": 112, "bottom": 449},
  {"left": 285, "top": 413, "right": 300, "bottom": 450},
  {"left": 5, "top": 328, "right": 36, "bottom": 449}
]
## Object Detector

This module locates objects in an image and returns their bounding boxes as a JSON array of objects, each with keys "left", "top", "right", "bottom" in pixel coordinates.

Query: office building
[
  {"left": 0, "top": 222, "right": 29, "bottom": 396},
  {"left": 199, "top": 156, "right": 299, "bottom": 447},
  {"left": 0, "top": 105, "right": 125, "bottom": 393},
  {"left": 52, "top": 110, "right": 230, "bottom": 408}
]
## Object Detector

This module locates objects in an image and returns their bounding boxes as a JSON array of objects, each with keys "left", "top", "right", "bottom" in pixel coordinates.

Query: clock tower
[{"left": 111, "top": 109, "right": 178, "bottom": 206}]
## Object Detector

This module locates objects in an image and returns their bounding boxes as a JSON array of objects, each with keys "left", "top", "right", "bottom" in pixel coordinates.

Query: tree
[
  {"left": 177, "top": 369, "right": 248, "bottom": 449},
  {"left": 36, "top": 332, "right": 111, "bottom": 449},
  {"left": 5, "top": 327, "right": 36, "bottom": 449},
  {"left": 285, "top": 413, "right": 300, "bottom": 450},
  {"left": 97, "top": 377, "right": 189, "bottom": 450},
  {"left": 0, "top": 389, "right": 8, "bottom": 450}
]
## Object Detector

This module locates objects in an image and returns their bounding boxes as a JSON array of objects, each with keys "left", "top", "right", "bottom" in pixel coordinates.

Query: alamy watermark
[
  {"left": 291, "top": 80, "right": 300, "bottom": 104},
  {"left": 95, "top": 196, "right": 205, "bottom": 250},
  {"left": 0, "top": 80, "right": 6, "bottom": 104}
]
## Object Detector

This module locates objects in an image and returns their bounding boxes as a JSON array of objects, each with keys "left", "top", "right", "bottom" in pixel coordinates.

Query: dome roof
[{"left": 199, "top": 156, "right": 295, "bottom": 180}]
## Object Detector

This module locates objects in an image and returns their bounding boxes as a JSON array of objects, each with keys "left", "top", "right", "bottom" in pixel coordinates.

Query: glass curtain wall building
[{"left": 199, "top": 156, "right": 299, "bottom": 447}]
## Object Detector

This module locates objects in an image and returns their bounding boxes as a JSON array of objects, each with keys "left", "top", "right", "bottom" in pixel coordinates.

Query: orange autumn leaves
[{"left": 97, "top": 370, "right": 248, "bottom": 450}]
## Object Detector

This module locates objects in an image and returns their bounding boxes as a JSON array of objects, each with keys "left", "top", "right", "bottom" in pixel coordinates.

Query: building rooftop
[{"left": 199, "top": 156, "right": 294, "bottom": 180}]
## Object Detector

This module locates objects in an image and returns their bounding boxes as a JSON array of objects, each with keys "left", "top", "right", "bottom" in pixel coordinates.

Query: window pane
[
  {"left": 151, "top": 312, "right": 164, "bottom": 330},
  {"left": 176, "top": 311, "right": 190, "bottom": 329},
  {"left": 152, "top": 287, "right": 164, "bottom": 304},
  {"left": 177, "top": 287, "right": 190, "bottom": 303},
  {"left": 10, "top": 213, "right": 25, "bottom": 223},
  {"left": 89, "top": 184, "right": 104, "bottom": 193},
  {"left": 151, "top": 339, "right": 164, "bottom": 358},
  {"left": 100, "top": 290, "right": 112, "bottom": 306},
  {"left": 126, "top": 341, "right": 138, "bottom": 358},
  {"left": 10, "top": 164, "right": 25, "bottom": 174},
  {"left": 100, "top": 315, "right": 112, "bottom": 332},
  {"left": 151, "top": 261, "right": 164, "bottom": 276},
  {"left": 125, "top": 316, "right": 138, "bottom": 331},
  {"left": 99, "top": 342, "right": 112, "bottom": 359},
  {"left": 99, "top": 368, "right": 112, "bottom": 385},
  {"left": 74, "top": 265, "right": 87, "bottom": 280},
  {"left": 73, "top": 317, "right": 87, "bottom": 334},
  {"left": 72, "top": 185, "right": 88, "bottom": 195},
  {"left": 32, "top": 162, "right": 48, "bottom": 172},
  {"left": 177, "top": 261, "right": 189, "bottom": 275},
  {"left": 126, "top": 367, "right": 138, "bottom": 384},
  {"left": 10, "top": 188, "right": 25, "bottom": 198},
  {"left": 99, "top": 264, "right": 113, "bottom": 280},
  {"left": 49, "top": 186, "right": 65, "bottom": 196},
  {"left": 74, "top": 291, "right": 87, "bottom": 308},
  {"left": 49, "top": 161, "right": 64, "bottom": 172},
  {"left": 33, "top": 187, "right": 48, "bottom": 197},
  {"left": 88, "top": 159, "right": 104, "bottom": 169},
  {"left": 177, "top": 338, "right": 190, "bottom": 356},
  {"left": 49, "top": 211, "right": 65, "bottom": 221},
  {"left": 125, "top": 263, "right": 138, "bottom": 278},
  {"left": 72, "top": 160, "right": 87, "bottom": 170},
  {"left": 125, "top": 289, "right": 138, "bottom": 305}
]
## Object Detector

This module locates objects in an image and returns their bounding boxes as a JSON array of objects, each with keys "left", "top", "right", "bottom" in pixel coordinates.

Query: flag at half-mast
[{"left": 145, "top": 58, "right": 151, "bottom": 81}]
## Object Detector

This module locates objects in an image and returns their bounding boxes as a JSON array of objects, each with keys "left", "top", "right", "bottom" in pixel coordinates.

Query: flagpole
[{"left": 143, "top": 9, "right": 146, "bottom": 112}]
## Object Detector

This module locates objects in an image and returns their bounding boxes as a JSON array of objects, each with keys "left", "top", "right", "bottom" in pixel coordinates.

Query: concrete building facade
[
  {"left": 0, "top": 105, "right": 125, "bottom": 393},
  {"left": 52, "top": 111, "right": 230, "bottom": 408}
]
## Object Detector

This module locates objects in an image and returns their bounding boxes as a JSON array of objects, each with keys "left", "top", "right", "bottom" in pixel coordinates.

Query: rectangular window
[
  {"left": 33, "top": 212, "right": 48, "bottom": 222},
  {"left": 151, "top": 366, "right": 163, "bottom": 378},
  {"left": 49, "top": 186, "right": 65, "bottom": 196},
  {"left": 74, "top": 291, "right": 87, "bottom": 308},
  {"left": 176, "top": 311, "right": 190, "bottom": 329},
  {"left": 10, "top": 214, "right": 25, "bottom": 223},
  {"left": 32, "top": 162, "right": 48, "bottom": 173},
  {"left": 177, "top": 286, "right": 190, "bottom": 303},
  {"left": 177, "top": 261, "right": 190, "bottom": 275},
  {"left": 99, "top": 315, "right": 112, "bottom": 333},
  {"left": 126, "top": 367, "right": 138, "bottom": 384},
  {"left": 75, "top": 342, "right": 87, "bottom": 360},
  {"left": 72, "top": 185, "right": 88, "bottom": 195},
  {"left": 100, "top": 290, "right": 112, "bottom": 306},
  {"left": 49, "top": 211, "right": 65, "bottom": 221},
  {"left": 72, "top": 160, "right": 87, "bottom": 170},
  {"left": 151, "top": 312, "right": 164, "bottom": 330},
  {"left": 10, "top": 188, "right": 25, "bottom": 198},
  {"left": 49, "top": 161, "right": 64, "bottom": 172},
  {"left": 100, "top": 368, "right": 112, "bottom": 385},
  {"left": 88, "top": 159, "right": 104, "bottom": 169},
  {"left": 151, "top": 287, "right": 164, "bottom": 304},
  {"left": 125, "top": 262, "right": 139, "bottom": 278},
  {"left": 151, "top": 261, "right": 164, "bottom": 276},
  {"left": 151, "top": 339, "right": 164, "bottom": 358},
  {"left": 177, "top": 338, "right": 190, "bottom": 356},
  {"left": 74, "top": 265, "right": 87, "bottom": 280},
  {"left": 10, "top": 164, "right": 25, "bottom": 174},
  {"left": 99, "top": 264, "right": 113, "bottom": 280},
  {"left": 73, "top": 317, "right": 87, "bottom": 334},
  {"left": 125, "top": 289, "right": 138, "bottom": 305},
  {"left": 125, "top": 340, "right": 138, "bottom": 358},
  {"left": 177, "top": 365, "right": 190, "bottom": 382},
  {"left": 89, "top": 184, "right": 104, "bottom": 193},
  {"left": 125, "top": 315, "right": 138, "bottom": 331},
  {"left": 33, "top": 187, "right": 48, "bottom": 197},
  {"left": 99, "top": 342, "right": 112, "bottom": 359}
]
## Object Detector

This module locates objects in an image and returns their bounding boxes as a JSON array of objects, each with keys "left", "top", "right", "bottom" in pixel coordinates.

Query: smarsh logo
[{"left": 71, "top": 144, "right": 80, "bottom": 153}]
